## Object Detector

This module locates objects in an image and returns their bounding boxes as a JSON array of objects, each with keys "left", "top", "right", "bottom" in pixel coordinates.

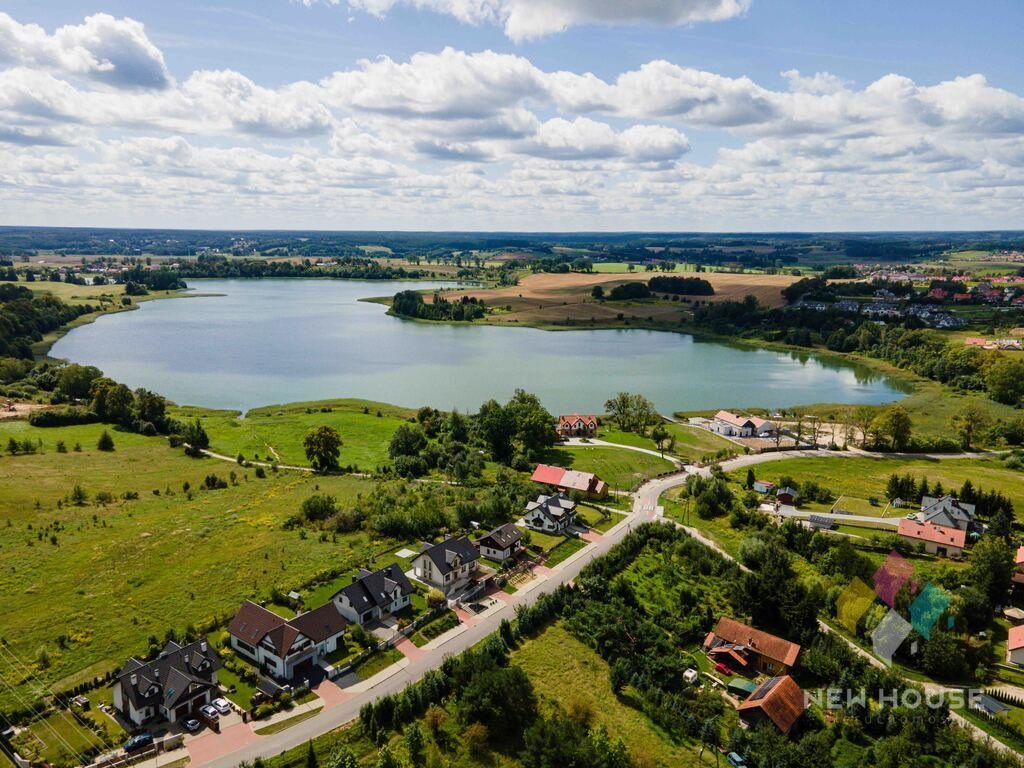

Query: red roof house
[
  {"left": 558, "top": 414, "right": 598, "bottom": 437},
  {"left": 738, "top": 675, "right": 806, "bottom": 734},
  {"left": 1008, "top": 625, "right": 1024, "bottom": 665},
  {"left": 530, "top": 464, "right": 608, "bottom": 497},
  {"left": 897, "top": 518, "right": 967, "bottom": 557},
  {"left": 704, "top": 617, "right": 801, "bottom": 675}
]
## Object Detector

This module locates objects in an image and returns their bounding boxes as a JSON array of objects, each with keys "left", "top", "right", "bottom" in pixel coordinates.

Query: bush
[
  {"left": 608, "top": 282, "right": 651, "bottom": 301},
  {"left": 426, "top": 588, "right": 446, "bottom": 609},
  {"left": 29, "top": 407, "right": 98, "bottom": 428},
  {"left": 96, "top": 431, "right": 115, "bottom": 451}
]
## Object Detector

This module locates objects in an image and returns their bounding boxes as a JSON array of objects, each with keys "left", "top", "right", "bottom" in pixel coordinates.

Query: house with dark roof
[
  {"left": 738, "top": 675, "right": 805, "bottom": 734},
  {"left": 523, "top": 492, "right": 577, "bottom": 533},
  {"left": 333, "top": 564, "right": 413, "bottom": 625},
  {"left": 227, "top": 600, "right": 347, "bottom": 681},
  {"left": 476, "top": 522, "right": 523, "bottom": 563},
  {"left": 113, "top": 640, "right": 220, "bottom": 727},
  {"left": 412, "top": 536, "right": 480, "bottom": 596},
  {"left": 915, "top": 495, "right": 977, "bottom": 531},
  {"left": 704, "top": 617, "right": 801, "bottom": 676}
]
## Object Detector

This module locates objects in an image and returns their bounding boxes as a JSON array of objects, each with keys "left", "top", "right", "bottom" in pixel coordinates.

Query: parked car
[
  {"left": 714, "top": 662, "right": 732, "bottom": 675},
  {"left": 211, "top": 698, "right": 232, "bottom": 715},
  {"left": 123, "top": 733, "right": 154, "bottom": 754},
  {"left": 726, "top": 753, "right": 747, "bottom": 768},
  {"left": 200, "top": 704, "right": 219, "bottom": 720},
  {"left": 183, "top": 719, "right": 201, "bottom": 733}
]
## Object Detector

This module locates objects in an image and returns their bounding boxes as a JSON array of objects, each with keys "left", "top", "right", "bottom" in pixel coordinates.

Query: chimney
[
  {"left": 184, "top": 653, "right": 190, "bottom": 666},
  {"left": 154, "top": 668, "right": 160, "bottom": 680},
  {"left": 130, "top": 673, "right": 138, "bottom": 687},
  {"left": 200, "top": 641, "right": 207, "bottom": 653}
]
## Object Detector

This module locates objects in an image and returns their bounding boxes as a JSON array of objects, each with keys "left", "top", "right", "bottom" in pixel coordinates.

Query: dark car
[{"left": 123, "top": 733, "right": 154, "bottom": 753}]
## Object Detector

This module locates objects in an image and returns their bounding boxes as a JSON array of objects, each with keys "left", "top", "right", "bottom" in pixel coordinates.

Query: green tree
[
  {"left": 950, "top": 401, "right": 991, "bottom": 449},
  {"left": 870, "top": 405, "right": 912, "bottom": 451},
  {"left": 56, "top": 363, "right": 102, "bottom": 400},
  {"left": 403, "top": 723, "right": 426, "bottom": 768},
  {"left": 590, "top": 285, "right": 604, "bottom": 300},
  {"left": 967, "top": 536, "right": 1014, "bottom": 616},
  {"left": 389, "top": 423, "right": 427, "bottom": 458},
  {"left": 182, "top": 418, "right": 210, "bottom": 451},
  {"left": 986, "top": 357, "right": 1024, "bottom": 405},
  {"left": 650, "top": 423, "right": 673, "bottom": 457},
  {"left": 305, "top": 742, "right": 318, "bottom": 768},
  {"left": 304, "top": 425, "right": 342, "bottom": 472},
  {"left": 70, "top": 485, "right": 88, "bottom": 505},
  {"left": 97, "top": 430, "right": 115, "bottom": 451},
  {"left": 373, "top": 745, "right": 399, "bottom": 768},
  {"left": 324, "top": 747, "right": 358, "bottom": 768}
]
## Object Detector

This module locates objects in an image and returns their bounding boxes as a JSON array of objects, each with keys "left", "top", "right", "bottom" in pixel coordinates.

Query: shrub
[
  {"left": 29, "top": 407, "right": 98, "bottom": 428},
  {"left": 96, "top": 430, "right": 115, "bottom": 451}
]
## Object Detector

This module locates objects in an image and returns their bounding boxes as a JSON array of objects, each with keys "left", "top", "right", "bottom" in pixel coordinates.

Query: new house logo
[{"left": 836, "top": 551, "right": 952, "bottom": 664}]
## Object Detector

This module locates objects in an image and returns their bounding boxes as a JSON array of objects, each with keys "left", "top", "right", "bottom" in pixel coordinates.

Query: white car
[{"left": 211, "top": 698, "right": 232, "bottom": 715}]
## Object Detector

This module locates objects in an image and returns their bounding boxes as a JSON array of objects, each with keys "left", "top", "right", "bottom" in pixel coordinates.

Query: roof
[
  {"left": 714, "top": 410, "right": 751, "bottom": 428},
  {"left": 1009, "top": 625, "right": 1024, "bottom": 651},
  {"left": 558, "top": 414, "right": 597, "bottom": 428},
  {"left": 335, "top": 564, "right": 413, "bottom": 617},
  {"left": 531, "top": 464, "right": 567, "bottom": 486},
  {"left": 1016, "top": 546, "right": 1024, "bottom": 566},
  {"left": 417, "top": 536, "right": 479, "bottom": 576},
  {"left": 897, "top": 518, "right": 967, "bottom": 549},
  {"left": 972, "top": 694, "right": 1010, "bottom": 716},
  {"left": 776, "top": 487, "right": 798, "bottom": 497},
  {"left": 228, "top": 600, "right": 347, "bottom": 655},
  {"left": 525, "top": 492, "right": 577, "bottom": 523},
  {"left": 919, "top": 495, "right": 975, "bottom": 528},
  {"left": 477, "top": 522, "right": 522, "bottom": 552},
  {"left": 709, "top": 617, "right": 801, "bottom": 668},
  {"left": 115, "top": 639, "right": 220, "bottom": 712},
  {"left": 738, "top": 675, "right": 805, "bottom": 734},
  {"left": 290, "top": 601, "right": 350, "bottom": 643},
  {"left": 530, "top": 464, "right": 606, "bottom": 495},
  {"left": 727, "top": 678, "right": 759, "bottom": 696}
]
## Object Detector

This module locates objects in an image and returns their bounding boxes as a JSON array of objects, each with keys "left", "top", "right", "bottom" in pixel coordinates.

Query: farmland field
[{"left": 0, "top": 418, "right": 381, "bottom": 713}]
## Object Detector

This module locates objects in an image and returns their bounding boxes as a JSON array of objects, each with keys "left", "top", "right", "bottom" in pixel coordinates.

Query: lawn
[
  {"left": 544, "top": 444, "right": 674, "bottom": 491},
  {"left": 351, "top": 647, "right": 403, "bottom": 680},
  {"left": 253, "top": 709, "right": 322, "bottom": 736},
  {"left": 514, "top": 623, "right": 714, "bottom": 766},
  {"left": 733, "top": 454, "right": 1024, "bottom": 522},
  {"left": 544, "top": 537, "right": 587, "bottom": 567},
  {"left": 574, "top": 504, "right": 624, "bottom": 533},
  {"left": 0, "top": 417, "right": 381, "bottom": 712},
  {"left": 217, "top": 664, "right": 258, "bottom": 710},
  {"left": 519, "top": 527, "right": 566, "bottom": 554},
  {"left": 408, "top": 609, "right": 461, "bottom": 647},
  {"left": 662, "top": 423, "right": 739, "bottom": 462},
  {"left": 10, "top": 711, "right": 108, "bottom": 767},
  {"left": 173, "top": 398, "right": 414, "bottom": 472}
]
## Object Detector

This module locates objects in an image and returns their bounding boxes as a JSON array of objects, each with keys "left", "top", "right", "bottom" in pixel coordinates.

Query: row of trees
[
  {"left": 0, "top": 283, "right": 96, "bottom": 359},
  {"left": 391, "top": 291, "right": 486, "bottom": 322}
]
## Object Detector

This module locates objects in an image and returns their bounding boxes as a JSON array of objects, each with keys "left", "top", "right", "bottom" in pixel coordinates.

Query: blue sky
[{"left": 0, "top": 0, "right": 1022, "bottom": 230}]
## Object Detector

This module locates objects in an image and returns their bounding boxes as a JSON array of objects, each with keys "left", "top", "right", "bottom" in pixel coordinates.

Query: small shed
[
  {"left": 1003, "top": 607, "right": 1024, "bottom": 624},
  {"left": 970, "top": 694, "right": 1009, "bottom": 718},
  {"left": 808, "top": 515, "right": 836, "bottom": 531},
  {"left": 776, "top": 487, "right": 798, "bottom": 506},
  {"left": 753, "top": 480, "right": 775, "bottom": 494},
  {"left": 727, "top": 678, "right": 758, "bottom": 700}
]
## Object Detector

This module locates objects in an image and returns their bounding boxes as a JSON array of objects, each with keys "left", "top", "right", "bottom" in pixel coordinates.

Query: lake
[{"left": 50, "top": 279, "right": 909, "bottom": 414}]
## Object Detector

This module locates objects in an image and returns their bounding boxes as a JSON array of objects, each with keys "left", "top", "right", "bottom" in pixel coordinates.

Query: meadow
[
  {"left": 0, "top": 418, "right": 382, "bottom": 713},
  {"left": 173, "top": 398, "right": 415, "bottom": 471},
  {"left": 545, "top": 444, "right": 675, "bottom": 490}
]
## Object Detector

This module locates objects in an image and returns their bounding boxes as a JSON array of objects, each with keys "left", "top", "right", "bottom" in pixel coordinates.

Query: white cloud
[
  {"left": 0, "top": 12, "right": 170, "bottom": 89},
  {"left": 321, "top": 0, "right": 748, "bottom": 41},
  {"left": 0, "top": 11, "right": 1022, "bottom": 230}
]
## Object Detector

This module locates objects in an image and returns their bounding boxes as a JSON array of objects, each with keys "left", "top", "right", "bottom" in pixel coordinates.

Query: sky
[{"left": 0, "top": 0, "right": 1022, "bottom": 231}]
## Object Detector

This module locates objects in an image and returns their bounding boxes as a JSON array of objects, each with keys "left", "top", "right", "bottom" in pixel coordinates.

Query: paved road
[
  {"left": 195, "top": 446, "right": 1005, "bottom": 767},
  {"left": 200, "top": 505, "right": 651, "bottom": 768}
]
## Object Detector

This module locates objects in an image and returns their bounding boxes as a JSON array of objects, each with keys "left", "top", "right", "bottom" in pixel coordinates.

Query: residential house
[
  {"left": 523, "top": 492, "right": 577, "bottom": 533},
  {"left": 738, "top": 676, "right": 806, "bottom": 735},
  {"left": 1014, "top": 546, "right": 1024, "bottom": 586},
  {"left": 752, "top": 480, "right": 775, "bottom": 494},
  {"left": 227, "top": 601, "right": 348, "bottom": 681},
  {"left": 775, "top": 487, "right": 798, "bottom": 506},
  {"left": 834, "top": 300, "right": 861, "bottom": 313},
  {"left": 915, "top": 495, "right": 977, "bottom": 531},
  {"left": 558, "top": 414, "right": 598, "bottom": 437},
  {"left": 704, "top": 617, "right": 801, "bottom": 676},
  {"left": 412, "top": 536, "right": 480, "bottom": 596},
  {"left": 333, "top": 564, "right": 413, "bottom": 625},
  {"left": 531, "top": 464, "right": 608, "bottom": 498},
  {"left": 476, "top": 522, "right": 523, "bottom": 562},
  {"left": 897, "top": 518, "right": 967, "bottom": 557},
  {"left": 710, "top": 411, "right": 777, "bottom": 439},
  {"left": 1008, "top": 626, "right": 1024, "bottom": 666},
  {"left": 113, "top": 640, "right": 220, "bottom": 727}
]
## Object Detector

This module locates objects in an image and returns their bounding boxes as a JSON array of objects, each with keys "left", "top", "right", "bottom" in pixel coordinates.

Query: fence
[{"left": 328, "top": 605, "right": 449, "bottom": 681}]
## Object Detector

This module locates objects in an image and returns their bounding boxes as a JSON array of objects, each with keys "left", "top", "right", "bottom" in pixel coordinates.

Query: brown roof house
[
  {"left": 531, "top": 464, "right": 608, "bottom": 498},
  {"left": 113, "top": 640, "right": 220, "bottom": 727},
  {"left": 738, "top": 675, "right": 806, "bottom": 734},
  {"left": 476, "top": 522, "right": 523, "bottom": 563},
  {"left": 558, "top": 414, "right": 598, "bottom": 437},
  {"left": 704, "top": 617, "right": 801, "bottom": 676},
  {"left": 228, "top": 601, "right": 348, "bottom": 682}
]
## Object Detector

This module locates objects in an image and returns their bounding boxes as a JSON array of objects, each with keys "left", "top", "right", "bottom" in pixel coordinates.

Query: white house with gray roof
[
  {"left": 412, "top": 536, "right": 480, "bottom": 595},
  {"left": 333, "top": 564, "right": 413, "bottom": 625},
  {"left": 523, "top": 492, "right": 577, "bottom": 533}
]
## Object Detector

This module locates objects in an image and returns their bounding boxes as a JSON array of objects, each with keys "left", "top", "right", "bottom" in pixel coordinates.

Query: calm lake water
[{"left": 50, "top": 279, "right": 908, "bottom": 414}]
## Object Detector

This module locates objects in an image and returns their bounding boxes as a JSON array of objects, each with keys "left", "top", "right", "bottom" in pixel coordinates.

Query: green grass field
[
  {"left": 173, "top": 398, "right": 414, "bottom": 472},
  {"left": 544, "top": 537, "right": 587, "bottom": 566},
  {"left": 514, "top": 623, "right": 714, "bottom": 766},
  {"left": 545, "top": 445, "right": 674, "bottom": 490},
  {"left": 735, "top": 455, "right": 1024, "bottom": 521},
  {"left": 351, "top": 646, "right": 403, "bottom": 680},
  {"left": 0, "top": 418, "right": 382, "bottom": 713}
]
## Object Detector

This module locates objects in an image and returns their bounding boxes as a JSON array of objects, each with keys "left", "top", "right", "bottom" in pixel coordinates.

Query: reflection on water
[{"left": 50, "top": 279, "right": 910, "bottom": 413}]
